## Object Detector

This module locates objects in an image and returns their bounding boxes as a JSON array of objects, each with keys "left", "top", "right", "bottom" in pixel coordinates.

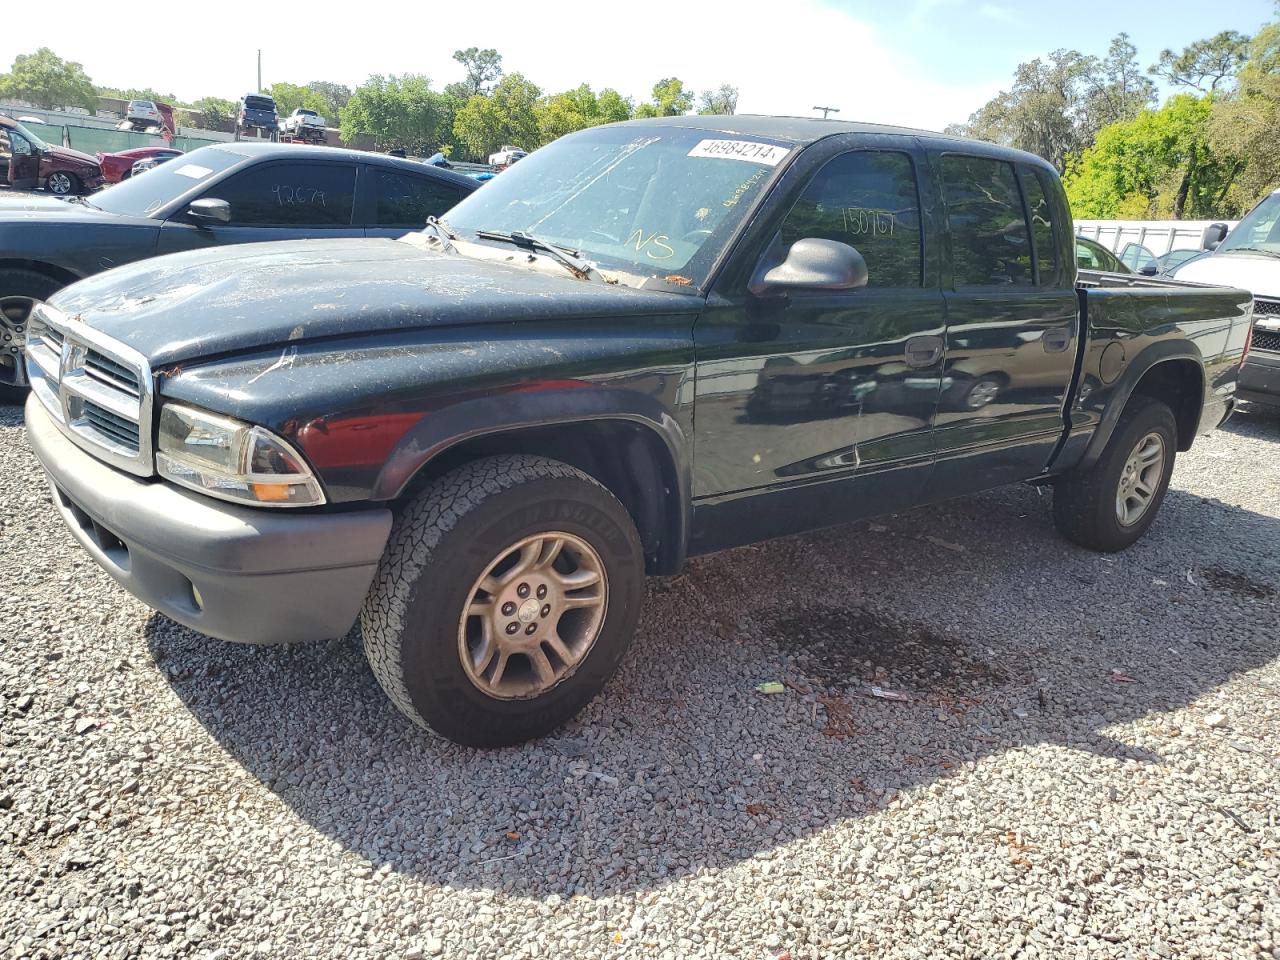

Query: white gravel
[{"left": 2, "top": 396, "right": 1278, "bottom": 960}]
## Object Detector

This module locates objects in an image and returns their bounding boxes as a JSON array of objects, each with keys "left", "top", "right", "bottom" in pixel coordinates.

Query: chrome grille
[
  {"left": 1254, "top": 329, "right": 1280, "bottom": 354},
  {"left": 24, "top": 304, "right": 154, "bottom": 477}
]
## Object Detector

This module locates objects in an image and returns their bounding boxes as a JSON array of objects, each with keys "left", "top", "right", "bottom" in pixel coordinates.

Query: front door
[
  {"left": 1, "top": 128, "right": 39, "bottom": 190},
  {"left": 691, "top": 146, "right": 946, "bottom": 552},
  {"left": 157, "top": 160, "right": 362, "bottom": 254},
  {"left": 929, "top": 154, "right": 1079, "bottom": 497}
]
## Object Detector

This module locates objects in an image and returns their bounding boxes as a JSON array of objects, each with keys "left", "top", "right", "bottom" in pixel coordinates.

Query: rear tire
[
  {"left": 1053, "top": 395, "right": 1177, "bottom": 552},
  {"left": 360, "top": 455, "right": 645, "bottom": 747}
]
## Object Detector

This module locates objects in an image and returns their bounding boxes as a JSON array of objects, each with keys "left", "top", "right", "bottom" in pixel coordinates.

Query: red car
[
  {"left": 0, "top": 115, "right": 103, "bottom": 195},
  {"left": 97, "top": 146, "right": 185, "bottom": 184}
]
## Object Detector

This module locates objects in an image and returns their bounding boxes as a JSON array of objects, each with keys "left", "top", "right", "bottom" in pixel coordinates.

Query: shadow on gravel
[{"left": 143, "top": 476, "right": 1280, "bottom": 898}]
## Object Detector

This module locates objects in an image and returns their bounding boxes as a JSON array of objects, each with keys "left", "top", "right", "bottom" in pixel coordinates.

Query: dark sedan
[{"left": 0, "top": 142, "right": 478, "bottom": 387}]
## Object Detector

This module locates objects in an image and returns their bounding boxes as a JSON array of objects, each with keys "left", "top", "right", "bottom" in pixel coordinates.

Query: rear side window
[
  {"left": 374, "top": 169, "right": 467, "bottom": 226},
  {"left": 778, "top": 150, "right": 922, "bottom": 288},
  {"left": 940, "top": 155, "right": 1032, "bottom": 287},
  {"left": 205, "top": 162, "right": 355, "bottom": 226},
  {"left": 1018, "top": 167, "right": 1058, "bottom": 285}
]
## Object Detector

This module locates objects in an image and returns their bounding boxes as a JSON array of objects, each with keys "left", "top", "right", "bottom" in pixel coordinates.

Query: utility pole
[
  {"left": 813, "top": 105, "right": 840, "bottom": 119},
  {"left": 257, "top": 50, "right": 262, "bottom": 93}
]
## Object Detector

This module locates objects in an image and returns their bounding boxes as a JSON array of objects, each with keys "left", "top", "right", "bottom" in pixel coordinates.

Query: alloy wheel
[
  {"left": 457, "top": 531, "right": 608, "bottom": 700},
  {"left": 1116, "top": 431, "right": 1165, "bottom": 526},
  {"left": 47, "top": 173, "right": 72, "bottom": 195}
]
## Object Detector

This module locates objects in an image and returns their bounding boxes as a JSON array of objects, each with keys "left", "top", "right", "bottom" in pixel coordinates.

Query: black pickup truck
[{"left": 22, "top": 116, "right": 1252, "bottom": 747}]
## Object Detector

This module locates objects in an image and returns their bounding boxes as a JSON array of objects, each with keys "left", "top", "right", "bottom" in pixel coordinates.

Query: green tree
[
  {"left": 306, "top": 81, "right": 352, "bottom": 118},
  {"left": 534, "top": 84, "right": 632, "bottom": 145},
  {"left": 184, "top": 96, "right": 236, "bottom": 130},
  {"left": 97, "top": 85, "right": 176, "bottom": 104},
  {"left": 947, "top": 48, "right": 1095, "bottom": 170},
  {"left": 268, "top": 82, "right": 330, "bottom": 118},
  {"left": 1064, "top": 95, "right": 1236, "bottom": 219},
  {"left": 596, "top": 89, "right": 634, "bottom": 123},
  {"left": 1083, "top": 34, "right": 1155, "bottom": 137},
  {"left": 453, "top": 73, "right": 541, "bottom": 159},
  {"left": 1151, "top": 31, "right": 1251, "bottom": 92},
  {"left": 1207, "top": 16, "right": 1280, "bottom": 212},
  {"left": 634, "top": 77, "right": 692, "bottom": 118},
  {"left": 0, "top": 48, "right": 97, "bottom": 111},
  {"left": 452, "top": 47, "right": 503, "bottom": 97},
  {"left": 340, "top": 74, "right": 451, "bottom": 152},
  {"left": 697, "top": 84, "right": 739, "bottom": 116}
]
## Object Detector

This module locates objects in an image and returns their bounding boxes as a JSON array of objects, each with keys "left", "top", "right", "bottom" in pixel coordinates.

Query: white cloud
[{"left": 2, "top": 0, "right": 998, "bottom": 132}]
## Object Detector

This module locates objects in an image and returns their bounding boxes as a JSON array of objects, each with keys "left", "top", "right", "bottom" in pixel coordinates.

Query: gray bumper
[
  {"left": 1239, "top": 351, "right": 1280, "bottom": 406},
  {"left": 25, "top": 393, "right": 393, "bottom": 644}
]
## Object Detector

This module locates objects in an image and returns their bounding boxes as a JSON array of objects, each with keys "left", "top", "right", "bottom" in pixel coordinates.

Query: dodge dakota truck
[{"left": 22, "top": 116, "right": 1252, "bottom": 747}]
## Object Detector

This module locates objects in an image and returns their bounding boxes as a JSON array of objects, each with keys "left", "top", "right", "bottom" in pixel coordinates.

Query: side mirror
[
  {"left": 760, "top": 238, "right": 869, "bottom": 291},
  {"left": 186, "top": 198, "right": 231, "bottom": 224},
  {"left": 1140, "top": 265, "right": 1159, "bottom": 276},
  {"left": 1202, "top": 222, "right": 1229, "bottom": 251}
]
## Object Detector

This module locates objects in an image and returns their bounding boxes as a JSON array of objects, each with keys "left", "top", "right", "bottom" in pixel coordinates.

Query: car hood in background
[
  {"left": 0, "top": 193, "right": 151, "bottom": 226},
  {"left": 1174, "top": 252, "right": 1280, "bottom": 298},
  {"left": 48, "top": 238, "right": 699, "bottom": 368},
  {"left": 45, "top": 144, "right": 100, "bottom": 168}
]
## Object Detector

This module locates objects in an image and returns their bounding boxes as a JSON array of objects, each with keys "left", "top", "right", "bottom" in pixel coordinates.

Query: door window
[
  {"left": 778, "top": 151, "right": 923, "bottom": 287},
  {"left": 940, "top": 155, "right": 1032, "bottom": 287},
  {"left": 203, "top": 163, "right": 356, "bottom": 226},
  {"left": 8, "top": 130, "right": 32, "bottom": 156},
  {"left": 1018, "top": 167, "right": 1058, "bottom": 285},
  {"left": 374, "top": 169, "right": 467, "bottom": 226}
]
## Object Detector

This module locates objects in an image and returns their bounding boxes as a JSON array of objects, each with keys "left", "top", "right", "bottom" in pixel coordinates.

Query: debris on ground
[
  {"left": 1110, "top": 669, "right": 1138, "bottom": 683},
  {"left": 868, "top": 686, "right": 912, "bottom": 702},
  {"left": 754, "top": 681, "right": 786, "bottom": 695}
]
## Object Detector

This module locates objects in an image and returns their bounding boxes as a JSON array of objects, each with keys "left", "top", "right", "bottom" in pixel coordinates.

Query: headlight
[{"left": 155, "top": 403, "right": 325, "bottom": 508}]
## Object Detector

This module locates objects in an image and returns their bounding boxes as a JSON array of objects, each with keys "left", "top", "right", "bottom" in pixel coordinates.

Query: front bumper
[
  {"left": 26, "top": 394, "right": 393, "bottom": 644},
  {"left": 1239, "top": 351, "right": 1280, "bottom": 406}
]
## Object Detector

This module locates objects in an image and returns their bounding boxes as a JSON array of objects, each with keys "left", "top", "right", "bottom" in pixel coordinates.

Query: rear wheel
[
  {"left": 1053, "top": 395, "right": 1177, "bottom": 552},
  {"left": 360, "top": 455, "right": 645, "bottom": 747}
]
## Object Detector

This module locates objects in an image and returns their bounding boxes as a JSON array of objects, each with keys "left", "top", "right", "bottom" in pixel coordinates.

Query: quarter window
[
  {"left": 374, "top": 170, "right": 467, "bottom": 226},
  {"left": 778, "top": 151, "right": 923, "bottom": 288},
  {"left": 204, "top": 163, "right": 355, "bottom": 226},
  {"left": 940, "top": 155, "right": 1033, "bottom": 287}
]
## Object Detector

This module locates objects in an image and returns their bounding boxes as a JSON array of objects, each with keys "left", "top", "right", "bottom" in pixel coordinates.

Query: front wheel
[
  {"left": 1053, "top": 395, "right": 1177, "bottom": 552},
  {"left": 360, "top": 455, "right": 645, "bottom": 747},
  {"left": 45, "top": 171, "right": 80, "bottom": 196}
]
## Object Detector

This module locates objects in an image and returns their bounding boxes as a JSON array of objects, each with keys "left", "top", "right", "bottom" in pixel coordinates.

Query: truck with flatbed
[{"left": 22, "top": 116, "right": 1252, "bottom": 747}]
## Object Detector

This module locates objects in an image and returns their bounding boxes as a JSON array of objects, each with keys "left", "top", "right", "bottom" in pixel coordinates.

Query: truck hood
[
  {"left": 46, "top": 144, "right": 100, "bottom": 168},
  {"left": 1174, "top": 252, "right": 1280, "bottom": 298},
  {"left": 48, "top": 237, "right": 699, "bottom": 368}
]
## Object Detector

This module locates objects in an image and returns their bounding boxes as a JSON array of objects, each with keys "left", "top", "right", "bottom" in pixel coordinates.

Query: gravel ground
[{"left": 2, "top": 396, "right": 1278, "bottom": 960}]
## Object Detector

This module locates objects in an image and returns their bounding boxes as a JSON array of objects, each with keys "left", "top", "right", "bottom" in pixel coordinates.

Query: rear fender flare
[{"left": 1076, "top": 339, "right": 1205, "bottom": 472}]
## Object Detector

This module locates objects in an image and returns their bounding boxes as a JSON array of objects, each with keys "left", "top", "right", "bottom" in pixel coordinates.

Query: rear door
[
  {"left": 928, "top": 153, "right": 1078, "bottom": 496},
  {"left": 362, "top": 166, "right": 473, "bottom": 236},
  {"left": 691, "top": 138, "right": 947, "bottom": 550},
  {"left": 156, "top": 160, "right": 360, "bottom": 253}
]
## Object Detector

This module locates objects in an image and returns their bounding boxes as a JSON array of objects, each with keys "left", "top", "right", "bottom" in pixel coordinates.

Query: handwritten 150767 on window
[{"left": 686, "top": 139, "right": 790, "bottom": 167}]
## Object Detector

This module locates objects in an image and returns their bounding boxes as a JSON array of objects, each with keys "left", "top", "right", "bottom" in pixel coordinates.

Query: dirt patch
[
  {"left": 1202, "top": 567, "right": 1276, "bottom": 601},
  {"left": 764, "top": 602, "right": 1007, "bottom": 693}
]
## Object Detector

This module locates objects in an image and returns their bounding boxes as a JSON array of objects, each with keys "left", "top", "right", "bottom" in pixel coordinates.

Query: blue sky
[{"left": 3, "top": 0, "right": 1275, "bottom": 131}]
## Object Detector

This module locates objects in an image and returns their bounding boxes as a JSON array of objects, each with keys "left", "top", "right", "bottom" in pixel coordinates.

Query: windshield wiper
[
  {"left": 421, "top": 216, "right": 458, "bottom": 251},
  {"left": 474, "top": 229, "right": 594, "bottom": 280},
  {"left": 1222, "top": 246, "right": 1280, "bottom": 259}
]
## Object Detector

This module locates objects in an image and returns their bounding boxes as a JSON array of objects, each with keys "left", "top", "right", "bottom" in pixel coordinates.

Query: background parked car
[
  {"left": 130, "top": 155, "right": 179, "bottom": 176},
  {"left": 1075, "top": 235, "right": 1130, "bottom": 273},
  {"left": 487, "top": 145, "right": 527, "bottom": 166},
  {"left": 98, "top": 146, "right": 185, "bottom": 184},
  {"left": 280, "top": 108, "right": 326, "bottom": 142},
  {"left": 126, "top": 100, "right": 163, "bottom": 127},
  {"left": 0, "top": 142, "right": 478, "bottom": 388},
  {"left": 0, "top": 115, "right": 103, "bottom": 196}
]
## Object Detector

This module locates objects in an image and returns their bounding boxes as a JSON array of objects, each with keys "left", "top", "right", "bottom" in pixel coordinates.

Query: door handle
[
  {"left": 904, "top": 335, "right": 944, "bottom": 368},
  {"left": 1042, "top": 326, "right": 1073, "bottom": 353}
]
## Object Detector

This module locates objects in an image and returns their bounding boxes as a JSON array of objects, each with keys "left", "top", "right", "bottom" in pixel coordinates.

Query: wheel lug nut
[
  {"left": 524, "top": 623, "right": 537, "bottom": 635},
  {"left": 517, "top": 583, "right": 530, "bottom": 598},
  {"left": 505, "top": 623, "right": 519, "bottom": 635},
  {"left": 501, "top": 602, "right": 516, "bottom": 616},
  {"left": 536, "top": 584, "right": 547, "bottom": 600},
  {"left": 541, "top": 604, "right": 551, "bottom": 618}
]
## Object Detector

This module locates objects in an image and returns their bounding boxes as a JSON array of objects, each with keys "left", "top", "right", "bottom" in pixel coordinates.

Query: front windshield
[
  {"left": 10, "top": 119, "right": 50, "bottom": 152},
  {"left": 91, "top": 147, "right": 243, "bottom": 217},
  {"left": 1218, "top": 193, "right": 1280, "bottom": 257},
  {"left": 441, "top": 125, "right": 793, "bottom": 288}
]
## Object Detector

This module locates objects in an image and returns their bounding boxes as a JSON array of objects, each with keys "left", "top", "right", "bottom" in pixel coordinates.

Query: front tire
[
  {"left": 360, "top": 455, "right": 645, "bottom": 747},
  {"left": 0, "top": 268, "right": 62, "bottom": 394},
  {"left": 1053, "top": 395, "right": 1177, "bottom": 552}
]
